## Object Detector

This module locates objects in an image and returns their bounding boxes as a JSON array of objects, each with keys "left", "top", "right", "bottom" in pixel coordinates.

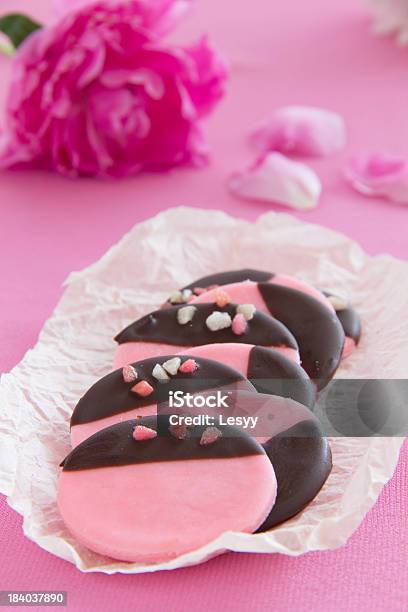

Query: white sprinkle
[
  {"left": 327, "top": 295, "right": 348, "bottom": 311},
  {"left": 182, "top": 289, "right": 193, "bottom": 301},
  {"left": 177, "top": 305, "right": 197, "bottom": 325},
  {"left": 169, "top": 290, "right": 184, "bottom": 304},
  {"left": 169, "top": 289, "right": 193, "bottom": 304},
  {"left": 152, "top": 363, "right": 170, "bottom": 382},
  {"left": 206, "top": 311, "right": 232, "bottom": 331},
  {"left": 162, "top": 357, "right": 181, "bottom": 376},
  {"left": 236, "top": 303, "right": 256, "bottom": 321}
]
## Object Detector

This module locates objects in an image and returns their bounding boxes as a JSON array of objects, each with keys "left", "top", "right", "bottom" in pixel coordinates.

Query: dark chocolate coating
[
  {"left": 258, "top": 419, "right": 332, "bottom": 531},
  {"left": 169, "top": 269, "right": 361, "bottom": 346},
  {"left": 62, "top": 416, "right": 265, "bottom": 471},
  {"left": 258, "top": 283, "right": 344, "bottom": 390},
  {"left": 71, "top": 356, "right": 253, "bottom": 427},
  {"left": 334, "top": 306, "right": 361, "bottom": 344},
  {"left": 181, "top": 269, "right": 273, "bottom": 292},
  {"left": 115, "top": 303, "right": 299, "bottom": 351},
  {"left": 247, "top": 346, "right": 316, "bottom": 408}
]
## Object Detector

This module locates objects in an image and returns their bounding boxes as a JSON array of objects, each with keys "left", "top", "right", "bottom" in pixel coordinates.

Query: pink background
[{"left": 0, "top": 0, "right": 407, "bottom": 610}]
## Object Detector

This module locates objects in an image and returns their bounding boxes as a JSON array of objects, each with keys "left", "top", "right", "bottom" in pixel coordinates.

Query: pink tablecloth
[{"left": 0, "top": 1, "right": 407, "bottom": 610}]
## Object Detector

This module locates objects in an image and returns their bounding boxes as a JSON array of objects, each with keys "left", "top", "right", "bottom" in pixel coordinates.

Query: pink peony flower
[{"left": 0, "top": 0, "right": 227, "bottom": 178}]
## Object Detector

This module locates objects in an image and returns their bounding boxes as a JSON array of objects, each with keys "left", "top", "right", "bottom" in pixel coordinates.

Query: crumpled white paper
[{"left": 0, "top": 207, "right": 405, "bottom": 574}]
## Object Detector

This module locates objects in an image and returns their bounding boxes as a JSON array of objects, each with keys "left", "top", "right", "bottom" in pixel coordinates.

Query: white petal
[
  {"left": 251, "top": 106, "right": 346, "bottom": 157},
  {"left": 228, "top": 153, "right": 321, "bottom": 211}
]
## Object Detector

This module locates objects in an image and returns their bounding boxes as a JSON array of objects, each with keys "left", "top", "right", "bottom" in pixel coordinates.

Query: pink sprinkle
[
  {"left": 131, "top": 380, "right": 154, "bottom": 397},
  {"left": 193, "top": 286, "right": 206, "bottom": 295},
  {"left": 200, "top": 427, "right": 222, "bottom": 446},
  {"left": 169, "top": 423, "right": 188, "bottom": 440},
  {"left": 214, "top": 288, "right": 230, "bottom": 307},
  {"left": 179, "top": 359, "right": 198, "bottom": 374},
  {"left": 122, "top": 364, "right": 137, "bottom": 383},
  {"left": 133, "top": 425, "right": 157, "bottom": 441},
  {"left": 232, "top": 313, "right": 247, "bottom": 335}
]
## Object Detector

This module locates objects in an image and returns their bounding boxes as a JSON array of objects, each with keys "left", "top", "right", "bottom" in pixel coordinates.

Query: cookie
[
  {"left": 190, "top": 281, "right": 345, "bottom": 389},
  {"left": 58, "top": 416, "right": 277, "bottom": 564},
  {"left": 166, "top": 269, "right": 361, "bottom": 360}
]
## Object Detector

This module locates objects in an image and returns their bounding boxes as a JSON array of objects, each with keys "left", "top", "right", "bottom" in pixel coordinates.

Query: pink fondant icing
[
  {"left": 179, "top": 343, "right": 258, "bottom": 376},
  {"left": 270, "top": 274, "right": 335, "bottom": 311},
  {"left": 113, "top": 340, "right": 299, "bottom": 370},
  {"left": 58, "top": 455, "right": 277, "bottom": 564},
  {"left": 71, "top": 405, "right": 157, "bottom": 448},
  {"left": 191, "top": 279, "right": 333, "bottom": 315}
]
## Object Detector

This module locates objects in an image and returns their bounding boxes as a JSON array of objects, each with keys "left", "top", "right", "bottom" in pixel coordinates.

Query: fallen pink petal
[
  {"left": 228, "top": 152, "right": 322, "bottom": 210},
  {"left": 366, "top": 0, "right": 408, "bottom": 45},
  {"left": 250, "top": 105, "right": 346, "bottom": 157},
  {"left": 345, "top": 153, "right": 408, "bottom": 204}
]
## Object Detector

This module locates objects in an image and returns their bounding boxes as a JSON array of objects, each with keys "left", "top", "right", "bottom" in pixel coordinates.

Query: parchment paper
[{"left": 0, "top": 207, "right": 405, "bottom": 573}]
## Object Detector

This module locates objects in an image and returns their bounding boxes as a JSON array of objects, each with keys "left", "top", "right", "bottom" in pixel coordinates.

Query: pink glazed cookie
[
  {"left": 114, "top": 302, "right": 300, "bottom": 370},
  {"left": 165, "top": 269, "right": 361, "bottom": 361},
  {"left": 189, "top": 280, "right": 345, "bottom": 389},
  {"left": 70, "top": 355, "right": 257, "bottom": 447},
  {"left": 58, "top": 416, "right": 277, "bottom": 564}
]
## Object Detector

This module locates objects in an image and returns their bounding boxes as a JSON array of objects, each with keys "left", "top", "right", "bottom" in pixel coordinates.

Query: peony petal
[
  {"left": 366, "top": 0, "right": 408, "bottom": 45},
  {"left": 182, "top": 36, "right": 228, "bottom": 118},
  {"left": 345, "top": 152, "right": 408, "bottom": 204},
  {"left": 228, "top": 152, "right": 321, "bottom": 210},
  {"left": 101, "top": 68, "right": 165, "bottom": 99},
  {"left": 53, "top": 0, "right": 192, "bottom": 36},
  {"left": 77, "top": 31, "right": 106, "bottom": 88},
  {"left": 251, "top": 105, "right": 346, "bottom": 157}
]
